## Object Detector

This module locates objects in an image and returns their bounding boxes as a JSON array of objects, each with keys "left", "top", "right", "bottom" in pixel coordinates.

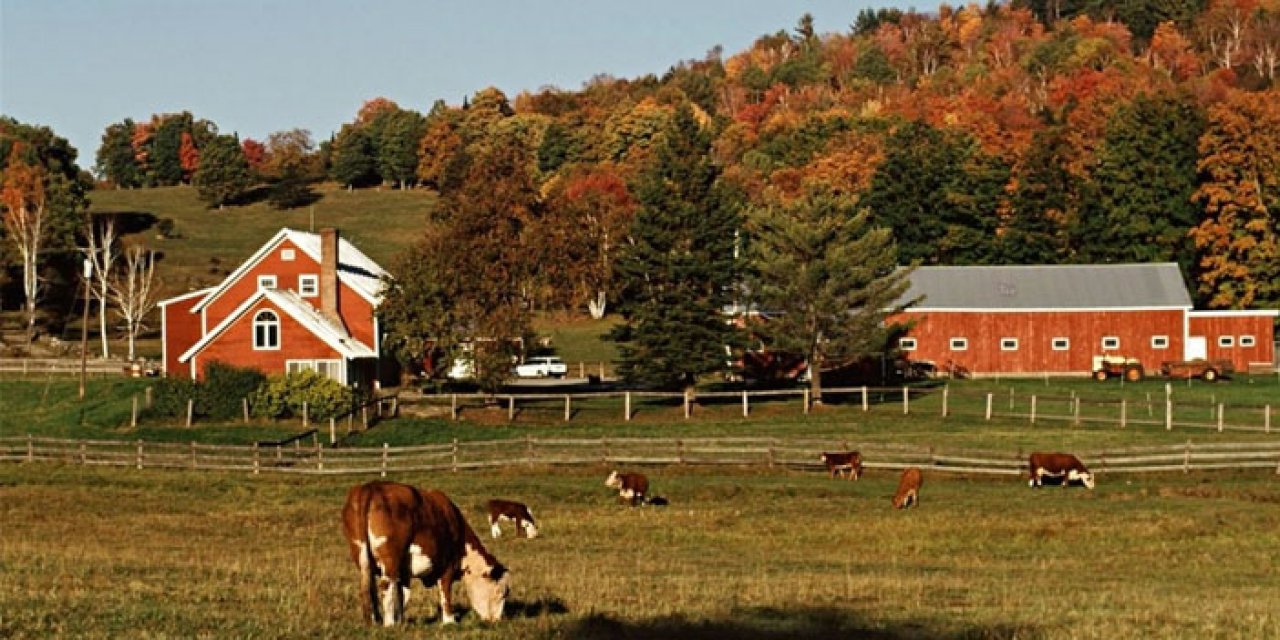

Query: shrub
[
  {"left": 250, "top": 370, "right": 357, "bottom": 421},
  {"left": 197, "top": 362, "right": 266, "bottom": 420},
  {"left": 148, "top": 377, "right": 200, "bottom": 419}
]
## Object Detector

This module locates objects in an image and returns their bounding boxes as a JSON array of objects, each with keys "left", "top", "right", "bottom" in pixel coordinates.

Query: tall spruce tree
[
  {"left": 1004, "top": 125, "right": 1075, "bottom": 263},
  {"left": 746, "top": 191, "right": 916, "bottom": 402},
  {"left": 95, "top": 119, "right": 143, "bottom": 188},
  {"left": 609, "top": 104, "right": 741, "bottom": 390},
  {"left": 193, "top": 134, "right": 250, "bottom": 208},
  {"left": 330, "top": 124, "right": 377, "bottom": 189}
]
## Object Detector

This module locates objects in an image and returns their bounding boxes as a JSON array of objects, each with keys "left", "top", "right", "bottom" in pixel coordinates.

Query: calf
[
  {"left": 341, "top": 481, "right": 510, "bottom": 627},
  {"left": 1028, "top": 452, "right": 1095, "bottom": 489},
  {"left": 605, "top": 470, "right": 649, "bottom": 506},
  {"left": 892, "top": 467, "right": 923, "bottom": 509},
  {"left": 820, "top": 451, "right": 863, "bottom": 480},
  {"left": 486, "top": 499, "right": 538, "bottom": 539}
]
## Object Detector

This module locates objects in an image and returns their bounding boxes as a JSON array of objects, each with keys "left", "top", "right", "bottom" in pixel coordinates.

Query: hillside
[{"left": 87, "top": 184, "right": 434, "bottom": 297}]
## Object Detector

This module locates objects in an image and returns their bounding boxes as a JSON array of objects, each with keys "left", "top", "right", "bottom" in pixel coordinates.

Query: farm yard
[{"left": 3, "top": 377, "right": 1280, "bottom": 638}]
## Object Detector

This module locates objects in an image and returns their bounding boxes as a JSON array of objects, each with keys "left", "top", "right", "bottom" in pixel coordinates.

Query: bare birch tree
[
  {"left": 1, "top": 145, "right": 49, "bottom": 345},
  {"left": 108, "top": 245, "right": 161, "bottom": 362},
  {"left": 85, "top": 216, "right": 119, "bottom": 358}
]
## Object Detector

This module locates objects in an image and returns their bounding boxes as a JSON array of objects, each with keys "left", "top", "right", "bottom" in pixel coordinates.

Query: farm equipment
[
  {"left": 1160, "top": 358, "right": 1234, "bottom": 382},
  {"left": 1091, "top": 355, "right": 1145, "bottom": 382}
]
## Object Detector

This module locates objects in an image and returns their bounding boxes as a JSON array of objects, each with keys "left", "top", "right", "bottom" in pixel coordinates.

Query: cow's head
[
  {"left": 1068, "top": 468, "right": 1096, "bottom": 490},
  {"left": 604, "top": 471, "right": 620, "bottom": 488},
  {"left": 462, "top": 549, "right": 510, "bottom": 622},
  {"left": 521, "top": 515, "right": 539, "bottom": 539}
]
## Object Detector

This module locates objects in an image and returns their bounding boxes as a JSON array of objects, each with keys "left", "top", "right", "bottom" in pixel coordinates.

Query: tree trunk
[
  {"left": 587, "top": 290, "right": 607, "bottom": 319},
  {"left": 808, "top": 350, "right": 824, "bottom": 405},
  {"left": 98, "top": 294, "right": 110, "bottom": 358}
]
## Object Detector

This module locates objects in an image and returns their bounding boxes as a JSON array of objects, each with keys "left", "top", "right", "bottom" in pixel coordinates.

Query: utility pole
[{"left": 78, "top": 256, "right": 92, "bottom": 401}]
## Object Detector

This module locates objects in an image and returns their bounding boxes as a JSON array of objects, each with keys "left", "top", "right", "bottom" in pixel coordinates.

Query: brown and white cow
[
  {"left": 820, "top": 451, "right": 863, "bottom": 480},
  {"left": 341, "top": 481, "right": 511, "bottom": 627},
  {"left": 892, "top": 467, "right": 923, "bottom": 509},
  {"left": 1028, "top": 452, "right": 1095, "bottom": 489},
  {"left": 605, "top": 470, "right": 649, "bottom": 506},
  {"left": 486, "top": 499, "right": 538, "bottom": 539}
]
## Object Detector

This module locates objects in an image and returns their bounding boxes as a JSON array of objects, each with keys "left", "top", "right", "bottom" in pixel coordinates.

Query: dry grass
[{"left": 2, "top": 463, "right": 1277, "bottom": 639}]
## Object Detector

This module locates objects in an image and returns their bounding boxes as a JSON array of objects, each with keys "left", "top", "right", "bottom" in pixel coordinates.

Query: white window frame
[
  {"left": 1218, "top": 336, "right": 1235, "bottom": 348},
  {"left": 1000, "top": 337, "right": 1018, "bottom": 352},
  {"left": 1101, "top": 336, "right": 1120, "bottom": 351},
  {"left": 253, "top": 310, "right": 280, "bottom": 350},
  {"left": 1051, "top": 337, "right": 1070, "bottom": 351},
  {"left": 298, "top": 274, "right": 319, "bottom": 298},
  {"left": 1151, "top": 335, "right": 1169, "bottom": 350},
  {"left": 286, "top": 359, "right": 345, "bottom": 383},
  {"left": 898, "top": 337, "right": 917, "bottom": 351},
  {"left": 281, "top": 248, "right": 296, "bottom": 261},
  {"left": 949, "top": 337, "right": 968, "bottom": 352},
  {"left": 1240, "top": 335, "right": 1256, "bottom": 348},
  {"left": 258, "top": 275, "right": 277, "bottom": 290}
]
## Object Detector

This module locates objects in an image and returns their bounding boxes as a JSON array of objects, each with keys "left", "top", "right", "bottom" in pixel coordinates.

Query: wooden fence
[
  {"left": 0, "top": 357, "right": 131, "bottom": 376},
  {"left": 3, "top": 434, "right": 1278, "bottom": 478}
]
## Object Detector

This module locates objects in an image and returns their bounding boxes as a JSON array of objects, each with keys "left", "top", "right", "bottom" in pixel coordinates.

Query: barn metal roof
[{"left": 900, "top": 263, "right": 1193, "bottom": 311}]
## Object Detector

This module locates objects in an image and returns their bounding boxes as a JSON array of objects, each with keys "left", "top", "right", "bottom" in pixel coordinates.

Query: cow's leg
[
  {"left": 490, "top": 515, "right": 502, "bottom": 539},
  {"left": 437, "top": 572, "right": 457, "bottom": 625},
  {"left": 367, "top": 522, "right": 407, "bottom": 626},
  {"left": 1029, "top": 467, "right": 1039, "bottom": 488}
]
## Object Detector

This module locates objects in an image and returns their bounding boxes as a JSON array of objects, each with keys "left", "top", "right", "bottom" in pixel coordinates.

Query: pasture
[{"left": 2, "top": 461, "right": 1279, "bottom": 639}]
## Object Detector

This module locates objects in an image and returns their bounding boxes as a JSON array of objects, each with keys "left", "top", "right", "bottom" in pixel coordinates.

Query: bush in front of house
[
  {"left": 149, "top": 377, "right": 200, "bottom": 419},
  {"left": 198, "top": 362, "right": 267, "bottom": 421},
  {"left": 250, "top": 370, "right": 357, "bottom": 421}
]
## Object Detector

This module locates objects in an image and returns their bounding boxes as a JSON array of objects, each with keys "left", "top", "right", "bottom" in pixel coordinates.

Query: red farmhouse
[
  {"left": 888, "top": 264, "right": 1277, "bottom": 377},
  {"left": 159, "top": 228, "right": 388, "bottom": 386}
]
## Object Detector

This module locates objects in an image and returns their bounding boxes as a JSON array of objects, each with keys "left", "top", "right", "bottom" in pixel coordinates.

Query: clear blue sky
[{"left": 2, "top": 0, "right": 917, "bottom": 170}]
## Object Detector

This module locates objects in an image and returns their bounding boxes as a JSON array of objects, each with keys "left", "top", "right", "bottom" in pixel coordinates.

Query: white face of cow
[
  {"left": 521, "top": 519, "right": 539, "bottom": 539},
  {"left": 604, "top": 471, "right": 620, "bottom": 488},
  {"left": 462, "top": 547, "right": 510, "bottom": 622}
]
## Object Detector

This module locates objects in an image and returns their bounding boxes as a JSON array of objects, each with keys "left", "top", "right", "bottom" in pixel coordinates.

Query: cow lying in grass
[
  {"left": 486, "top": 499, "right": 538, "bottom": 539},
  {"left": 820, "top": 451, "right": 863, "bottom": 480},
  {"left": 892, "top": 467, "right": 923, "bottom": 509},
  {"left": 341, "top": 481, "right": 510, "bottom": 627},
  {"left": 1028, "top": 452, "right": 1095, "bottom": 489}
]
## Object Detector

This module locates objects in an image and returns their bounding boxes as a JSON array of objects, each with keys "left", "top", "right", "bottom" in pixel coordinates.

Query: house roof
[
  {"left": 178, "top": 288, "right": 377, "bottom": 363},
  {"left": 188, "top": 228, "right": 388, "bottom": 313},
  {"left": 900, "top": 263, "right": 1193, "bottom": 311}
]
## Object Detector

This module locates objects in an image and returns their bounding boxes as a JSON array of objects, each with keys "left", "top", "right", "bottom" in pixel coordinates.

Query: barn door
[{"left": 1186, "top": 336, "right": 1207, "bottom": 361}]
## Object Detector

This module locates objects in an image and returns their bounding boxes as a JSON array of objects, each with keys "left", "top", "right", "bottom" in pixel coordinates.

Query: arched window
[{"left": 253, "top": 310, "right": 280, "bottom": 350}]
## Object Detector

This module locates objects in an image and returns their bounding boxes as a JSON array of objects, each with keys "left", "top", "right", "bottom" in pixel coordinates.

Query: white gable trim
[
  {"left": 179, "top": 289, "right": 375, "bottom": 363},
  {"left": 902, "top": 305, "right": 1193, "bottom": 313},
  {"left": 157, "top": 286, "right": 215, "bottom": 308},
  {"left": 1188, "top": 310, "right": 1280, "bottom": 318}
]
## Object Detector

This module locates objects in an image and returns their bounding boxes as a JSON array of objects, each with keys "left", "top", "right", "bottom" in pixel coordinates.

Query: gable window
[
  {"left": 1101, "top": 336, "right": 1120, "bottom": 350},
  {"left": 1000, "top": 338, "right": 1018, "bottom": 351},
  {"left": 949, "top": 337, "right": 968, "bottom": 351},
  {"left": 258, "top": 275, "right": 277, "bottom": 290},
  {"left": 299, "top": 274, "right": 319, "bottom": 298},
  {"left": 1051, "top": 337, "right": 1069, "bottom": 351},
  {"left": 1240, "top": 335, "right": 1256, "bottom": 348},
  {"left": 253, "top": 310, "right": 280, "bottom": 350},
  {"left": 1218, "top": 336, "right": 1234, "bottom": 348},
  {"left": 898, "top": 337, "right": 917, "bottom": 351},
  {"left": 1151, "top": 335, "right": 1169, "bottom": 349},
  {"left": 281, "top": 248, "right": 296, "bottom": 261}
]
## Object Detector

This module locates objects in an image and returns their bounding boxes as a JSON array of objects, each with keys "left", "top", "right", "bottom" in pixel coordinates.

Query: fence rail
[
  {"left": 0, "top": 357, "right": 132, "bottom": 376},
  {"left": 3, "top": 434, "right": 1278, "bottom": 478}
]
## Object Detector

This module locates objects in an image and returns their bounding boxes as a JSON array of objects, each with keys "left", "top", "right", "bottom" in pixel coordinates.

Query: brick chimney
[{"left": 319, "top": 227, "right": 349, "bottom": 335}]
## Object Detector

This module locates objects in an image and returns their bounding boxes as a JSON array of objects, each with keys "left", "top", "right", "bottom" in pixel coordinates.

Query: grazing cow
[
  {"left": 485, "top": 499, "right": 538, "bottom": 539},
  {"left": 605, "top": 471, "right": 649, "bottom": 506},
  {"left": 892, "top": 467, "right": 923, "bottom": 509},
  {"left": 341, "top": 481, "right": 510, "bottom": 627},
  {"left": 1028, "top": 452, "right": 1096, "bottom": 489},
  {"left": 820, "top": 451, "right": 863, "bottom": 480}
]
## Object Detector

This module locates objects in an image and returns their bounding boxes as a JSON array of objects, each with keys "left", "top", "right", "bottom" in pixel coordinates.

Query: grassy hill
[{"left": 88, "top": 183, "right": 435, "bottom": 297}]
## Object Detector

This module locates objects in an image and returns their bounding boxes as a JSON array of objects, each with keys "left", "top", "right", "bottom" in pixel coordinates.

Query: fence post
[
  {"left": 302, "top": 402, "right": 309, "bottom": 428},
  {"left": 1120, "top": 399, "right": 1126, "bottom": 429},
  {"left": 1217, "top": 403, "right": 1224, "bottom": 433},
  {"left": 243, "top": 397, "right": 250, "bottom": 423},
  {"left": 861, "top": 386, "right": 869, "bottom": 412},
  {"left": 677, "top": 439, "right": 685, "bottom": 465},
  {"left": 768, "top": 439, "right": 776, "bottom": 468},
  {"left": 1266, "top": 405, "right": 1271, "bottom": 434},
  {"left": 79, "top": 440, "right": 86, "bottom": 465},
  {"left": 451, "top": 394, "right": 458, "bottom": 421},
  {"left": 253, "top": 442, "right": 260, "bottom": 475},
  {"left": 131, "top": 395, "right": 138, "bottom": 427},
  {"left": 451, "top": 438, "right": 458, "bottom": 472},
  {"left": 185, "top": 399, "right": 194, "bottom": 427},
  {"left": 381, "top": 443, "right": 389, "bottom": 478},
  {"left": 316, "top": 439, "right": 323, "bottom": 471},
  {"left": 1166, "top": 399, "right": 1173, "bottom": 430},
  {"left": 1030, "top": 395, "right": 1037, "bottom": 425},
  {"left": 683, "top": 390, "right": 691, "bottom": 419},
  {"left": 136, "top": 439, "right": 143, "bottom": 470},
  {"left": 902, "top": 386, "right": 909, "bottom": 415},
  {"left": 579, "top": 362, "right": 585, "bottom": 379},
  {"left": 1183, "top": 440, "right": 1190, "bottom": 473},
  {"left": 743, "top": 390, "right": 749, "bottom": 418},
  {"left": 145, "top": 386, "right": 153, "bottom": 409},
  {"left": 985, "top": 393, "right": 993, "bottom": 421},
  {"left": 1147, "top": 392, "right": 1153, "bottom": 417},
  {"left": 599, "top": 361, "right": 605, "bottom": 379},
  {"left": 361, "top": 405, "right": 368, "bottom": 429},
  {"left": 941, "top": 385, "right": 948, "bottom": 417},
  {"left": 191, "top": 441, "right": 197, "bottom": 470},
  {"left": 803, "top": 388, "right": 810, "bottom": 415},
  {"left": 565, "top": 395, "right": 571, "bottom": 422},
  {"left": 1073, "top": 397, "right": 1081, "bottom": 426},
  {"left": 508, "top": 396, "right": 515, "bottom": 421},
  {"left": 329, "top": 417, "right": 336, "bottom": 445},
  {"left": 624, "top": 392, "right": 632, "bottom": 421}
]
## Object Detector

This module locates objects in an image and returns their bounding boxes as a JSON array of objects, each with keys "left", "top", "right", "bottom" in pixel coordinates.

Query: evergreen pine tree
[
  {"left": 330, "top": 124, "right": 376, "bottom": 189},
  {"left": 193, "top": 134, "right": 250, "bottom": 208},
  {"left": 95, "top": 119, "right": 143, "bottom": 188}
]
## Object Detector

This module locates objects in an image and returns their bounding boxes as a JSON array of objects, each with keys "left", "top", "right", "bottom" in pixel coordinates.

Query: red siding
[
  {"left": 205, "top": 238, "right": 321, "bottom": 324},
  {"left": 162, "top": 295, "right": 206, "bottom": 378},
  {"left": 190, "top": 297, "right": 343, "bottom": 380},
  {"left": 1188, "top": 314, "right": 1277, "bottom": 372},
  {"left": 890, "top": 309, "right": 1187, "bottom": 375}
]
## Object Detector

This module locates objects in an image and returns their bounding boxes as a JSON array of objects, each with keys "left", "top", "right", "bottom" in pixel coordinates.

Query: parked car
[{"left": 515, "top": 356, "right": 567, "bottom": 378}]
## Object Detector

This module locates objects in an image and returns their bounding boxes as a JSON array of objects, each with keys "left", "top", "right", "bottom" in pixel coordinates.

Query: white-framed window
[
  {"left": 253, "top": 310, "right": 280, "bottom": 350},
  {"left": 298, "top": 274, "right": 319, "bottom": 298},
  {"left": 1218, "top": 336, "right": 1234, "bottom": 347},
  {"left": 1000, "top": 338, "right": 1018, "bottom": 351},
  {"left": 949, "top": 337, "right": 968, "bottom": 351},
  {"left": 281, "top": 248, "right": 296, "bottom": 261},
  {"left": 258, "top": 275, "right": 277, "bottom": 290},
  {"left": 1240, "top": 335, "right": 1256, "bottom": 348},
  {"left": 1151, "top": 335, "right": 1169, "bottom": 349},
  {"left": 1051, "top": 337, "right": 1070, "bottom": 351},
  {"left": 1101, "top": 336, "right": 1120, "bottom": 350},
  {"left": 286, "top": 359, "right": 343, "bottom": 382},
  {"left": 898, "top": 337, "right": 917, "bottom": 351}
]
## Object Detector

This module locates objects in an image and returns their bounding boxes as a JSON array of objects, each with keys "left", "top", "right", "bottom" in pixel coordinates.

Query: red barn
[
  {"left": 888, "top": 264, "right": 1277, "bottom": 377},
  {"left": 159, "top": 228, "right": 389, "bottom": 386}
]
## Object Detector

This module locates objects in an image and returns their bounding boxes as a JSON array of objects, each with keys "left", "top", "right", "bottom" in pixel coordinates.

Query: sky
[{"left": 1, "top": 0, "right": 917, "bottom": 170}]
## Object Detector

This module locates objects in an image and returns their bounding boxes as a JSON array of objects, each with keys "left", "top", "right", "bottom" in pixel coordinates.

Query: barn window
[
  {"left": 281, "top": 248, "right": 296, "bottom": 261},
  {"left": 949, "top": 338, "right": 968, "bottom": 351},
  {"left": 1151, "top": 335, "right": 1169, "bottom": 349},
  {"left": 1218, "top": 336, "right": 1234, "bottom": 348},
  {"left": 258, "top": 275, "right": 277, "bottom": 290},
  {"left": 1240, "top": 335, "right": 1256, "bottom": 347},
  {"left": 1051, "top": 338, "right": 1069, "bottom": 351},
  {"left": 298, "top": 274, "right": 319, "bottom": 297},
  {"left": 253, "top": 310, "right": 280, "bottom": 350},
  {"left": 1101, "top": 336, "right": 1120, "bottom": 350},
  {"left": 898, "top": 338, "right": 917, "bottom": 351},
  {"left": 1000, "top": 338, "right": 1018, "bottom": 351}
]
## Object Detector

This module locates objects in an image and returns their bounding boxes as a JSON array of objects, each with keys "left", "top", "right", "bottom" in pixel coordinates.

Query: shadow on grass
[{"left": 560, "top": 606, "right": 1035, "bottom": 640}]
